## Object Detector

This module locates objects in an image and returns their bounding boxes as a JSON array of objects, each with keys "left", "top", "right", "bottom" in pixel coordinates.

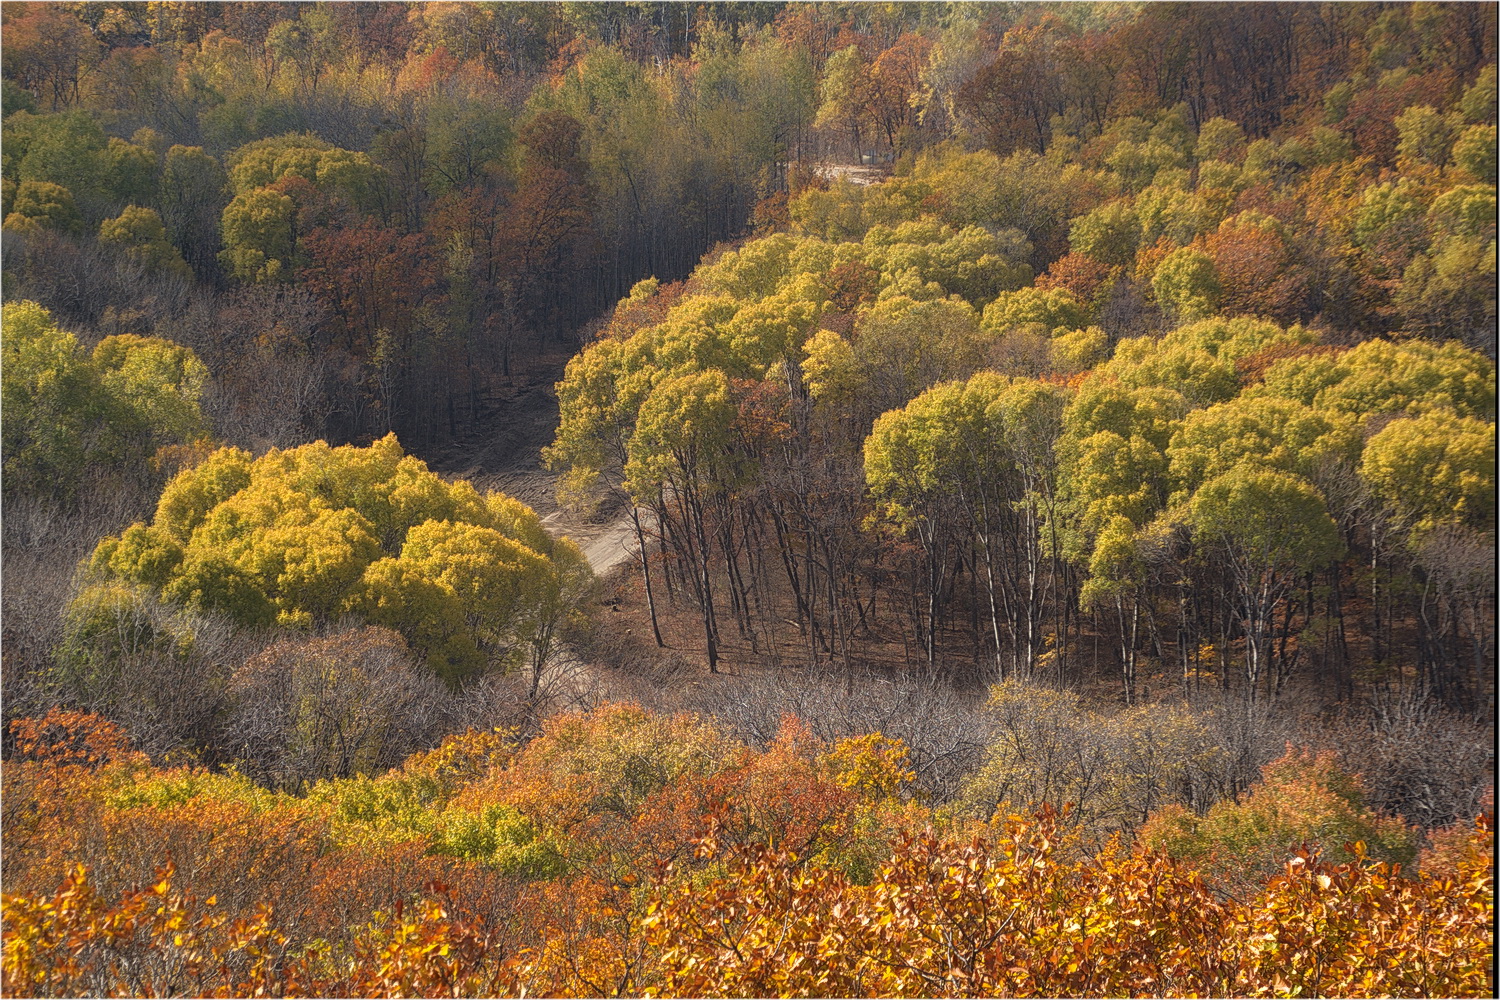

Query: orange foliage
[
  {"left": 1, "top": 708, "right": 1491, "bottom": 998},
  {"left": 1035, "top": 251, "right": 1119, "bottom": 310}
]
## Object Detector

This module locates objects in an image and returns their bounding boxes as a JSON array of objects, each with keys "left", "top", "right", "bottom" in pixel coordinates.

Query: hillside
[{"left": 2, "top": 3, "right": 1495, "bottom": 996}]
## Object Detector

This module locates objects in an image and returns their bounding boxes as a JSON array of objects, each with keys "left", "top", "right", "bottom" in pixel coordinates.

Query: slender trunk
[{"left": 630, "top": 507, "right": 665, "bottom": 647}]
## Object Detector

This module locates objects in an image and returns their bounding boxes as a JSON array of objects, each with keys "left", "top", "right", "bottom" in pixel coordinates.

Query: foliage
[
  {"left": 1140, "top": 748, "right": 1420, "bottom": 890},
  {"left": 1, "top": 704, "right": 1492, "bottom": 998},
  {"left": 84, "top": 435, "right": 587, "bottom": 682},
  {"left": 1, "top": 301, "right": 208, "bottom": 500},
  {"left": 98, "top": 205, "right": 190, "bottom": 277}
]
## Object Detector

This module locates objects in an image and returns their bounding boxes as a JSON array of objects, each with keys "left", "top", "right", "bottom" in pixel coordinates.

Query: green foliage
[
  {"left": 54, "top": 581, "right": 195, "bottom": 693},
  {"left": 1050, "top": 325, "right": 1110, "bottom": 372},
  {"left": 1195, "top": 117, "right": 1246, "bottom": 163},
  {"left": 981, "top": 285, "right": 1090, "bottom": 334},
  {"left": 1102, "top": 337, "right": 1240, "bottom": 409},
  {"left": 861, "top": 220, "right": 1032, "bottom": 304},
  {"left": 1167, "top": 396, "right": 1363, "bottom": 502},
  {"left": 98, "top": 206, "right": 190, "bottom": 277},
  {"left": 1136, "top": 184, "right": 1222, "bottom": 247},
  {"left": 1152, "top": 246, "right": 1221, "bottom": 322},
  {"left": 226, "top": 134, "right": 382, "bottom": 207},
  {"left": 1456, "top": 64, "right": 1497, "bottom": 124},
  {"left": 107, "top": 765, "right": 287, "bottom": 815},
  {"left": 218, "top": 186, "right": 295, "bottom": 282},
  {"left": 1, "top": 302, "right": 207, "bottom": 500},
  {"left": 1254, "top": 338, "right": 1497, "bottom": 419},
  {"left": 790, "top": 180, "right": 875, "bottom": 242},
  {"left": 1426, "top": 184, "right": 1497, "bottom": 239},
  {"left": 106, "top": 137, "right": 158, "bottom": 206},
  {"left": 1352, "top": 180, "right": 1425, "bottom": 251},
  {"left": 1068, "top": 199, "right": 1139, "bottom": 267},
  {"left": 4, "top": 179, "right": 82, "bottom": 234},
  {"left": 1360, "top": 409, "right": 1497, "bottom": 539},
  {"left": 1395, "top": 236, "right": 1497, "bottom": 341},
  {"left": 1451, "top": 121, "right": 1497, "bottom": 180},
  {"left": 86, "top": 436, "right": 587, "bottom": 681},
  {"left": 1186, "top": 467, "right": 1344, "bottom": 574},
  {"left": 800, "top": 328, "right": 860, "bottom": 406},
  {"left": 430, "top": 802, "right": 565, "bottom": 877},
  {"left": 1394, "top": 105, "right": 1453, "bottom": 166},
  {"left": 625, "top": 370, "right": 740, "bottom": 503},
  {"left": 1, "top": 110, "right": 109, "bottom": 213},
  {"left": 1, "top": 79, "right": 38, "bottom": 118},
  {"left": 1056, "top": 379, "right": 1185, "bottom": 554},
  {"left": 1161, "top": 315, "right": 1317, "bottom": 363}
]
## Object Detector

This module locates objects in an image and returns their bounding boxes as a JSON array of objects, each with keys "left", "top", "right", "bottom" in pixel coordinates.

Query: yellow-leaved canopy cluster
[
  {"left": 82, "top": 435, "right": 588, "bottom": 683},
  {"left": 1, "top": 301, "right": 208, "bottom": 500}
]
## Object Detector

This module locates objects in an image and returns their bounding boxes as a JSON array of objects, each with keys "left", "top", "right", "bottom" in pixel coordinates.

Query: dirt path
[{"left": 814, "top": 162, "right": 889, "bottom": 186}]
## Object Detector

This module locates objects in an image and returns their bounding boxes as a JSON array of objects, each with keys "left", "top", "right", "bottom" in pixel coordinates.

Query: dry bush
[
  {"left": 224, "top": 625, "right": 454, "bottom": 789},
  {"left": 1307, "top": 689, "right": 1495, "bottom": 830},
  {"left": 686, "top": 666, "right": 992, "bottom": 802}
]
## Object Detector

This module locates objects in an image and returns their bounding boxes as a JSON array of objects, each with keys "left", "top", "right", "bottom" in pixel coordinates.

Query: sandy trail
[{"left": 814, "top": 162, "right": 889, "bottom": 186}]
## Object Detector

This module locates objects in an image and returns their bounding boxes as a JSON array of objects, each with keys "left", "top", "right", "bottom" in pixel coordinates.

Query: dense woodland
[{"left": 1, "top": 2, "right": 1496, "bottom": 996}]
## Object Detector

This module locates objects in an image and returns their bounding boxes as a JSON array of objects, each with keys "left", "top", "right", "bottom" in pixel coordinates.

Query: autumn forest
[{"left": 1, "top": 2, "right": 1495, "bottom": 996}]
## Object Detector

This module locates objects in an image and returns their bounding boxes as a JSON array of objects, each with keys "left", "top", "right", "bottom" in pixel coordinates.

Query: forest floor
[
  {"left": 424, "top": 347, "right": 633, "bottom": 560},
  {"left": 414, "top": 347, "right": 1133, "bottom": 710},
  {"left": 411, "top": 341, "right": 1410, "bottom": 719}
]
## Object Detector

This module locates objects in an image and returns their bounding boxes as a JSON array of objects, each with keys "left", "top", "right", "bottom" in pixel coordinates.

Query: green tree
[
  {"left": 1, "top": 110, "right": 109, "bottom": 216},
  {"left": 86, "top": 435, "right": 587, "bottom": 685},
  {"left": 1166, "top": 396, "right": 1363, "bottom": 505},
  {"left": 218, "top": 186, "right": 295, "bottom": 282},
  {"left": 1254, "top": 338, "right": 1496, "bottom": 419},
  {"left": 1, "top": 302, "right": 206, "bottom": 501},
  {"left": 1186, "top": 468, "right": 1344, "bottom": 700},
  {"left": 1360, "top": 410, "right": 1496, "bottom": 542},
  {"left": 866, "top": 374, "right": 1066, "bottom": 675},
  {"left": 1068, "top": 199, "right": 1140, "bottom": 268},
  {"left": 982, "top": 286, "right": 1091, "bottom": 336},
  {"left": 98, "top": 206, "right": 191, "bottom": 277},
  {"left": 1152, "top": 246, "right": 1221, "bottom": 323},
  {"left": 3, "top": 179, "right": 82, "bottom": 234},
  {"left": 624, "top": 371, "right": 741, "bottom": 673}
]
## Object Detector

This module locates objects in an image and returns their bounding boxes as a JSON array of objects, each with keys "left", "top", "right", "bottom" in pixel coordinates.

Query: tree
[
  {"left": 625, "top": 371, "right": 741, "bottom": 673},
  {"left": 1255, "top": 338, "right": 1495, "bottom": 419},
  {"left": 1202, "top": 213, "right": 1309, "bottom": 323},
  {"left": 85, "top": 435, "right": 587, "bottom": 685},
  {"left": 1068, "top": 199, "right": 1140, "bottom": 268},
  {"left": 0, "top": 4, "right": 100, "bottom": 110},
  {"left": 815, "top": 44, "right": 875, "bottom": 156},
  {"left": 226, "top": 627, "right": 449, "bottom": 788},
  {"left": 3, "top": 180, "right": 82, "bottom": 235},
  {"left": 219, "top": 186, "right": 297, "bottom": 283},
  {"left": 957, "top": 17, "right": 1072, "bottom": 155},
  {"left": 159, "top": 145, "right": 229, "bottom": 280},
  {"left": 1140, "top": 748, "right": 1417, "bottom": 891},
  {"left": 1186, "top": 467, "right": 1344, "bottom": 700},
  {"left": 2, "top": 110, "right": 110, "bottom": 218},
  {"left": 1, "top": 302, "right": 207, "bottom": 501},
  {"left": 866, "top": 373, "right": 1066, "bottom": 675},
  {"left": 98, "top": 206, "right": 191, "bottom": 278},
  {"left": 1166, "top": 395, "right": 1363, "bottom": 504},
  {"left": 1152, "top": 246, "right": 1222, "bottom": 322},
  {"left": 1360, "top": 410, "right": 1496, "bottom": 542}
]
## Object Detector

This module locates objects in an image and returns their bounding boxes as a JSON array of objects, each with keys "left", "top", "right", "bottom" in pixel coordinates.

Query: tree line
[{"left": 4, "top": 2, "right": 1494, "bottom": 454}]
